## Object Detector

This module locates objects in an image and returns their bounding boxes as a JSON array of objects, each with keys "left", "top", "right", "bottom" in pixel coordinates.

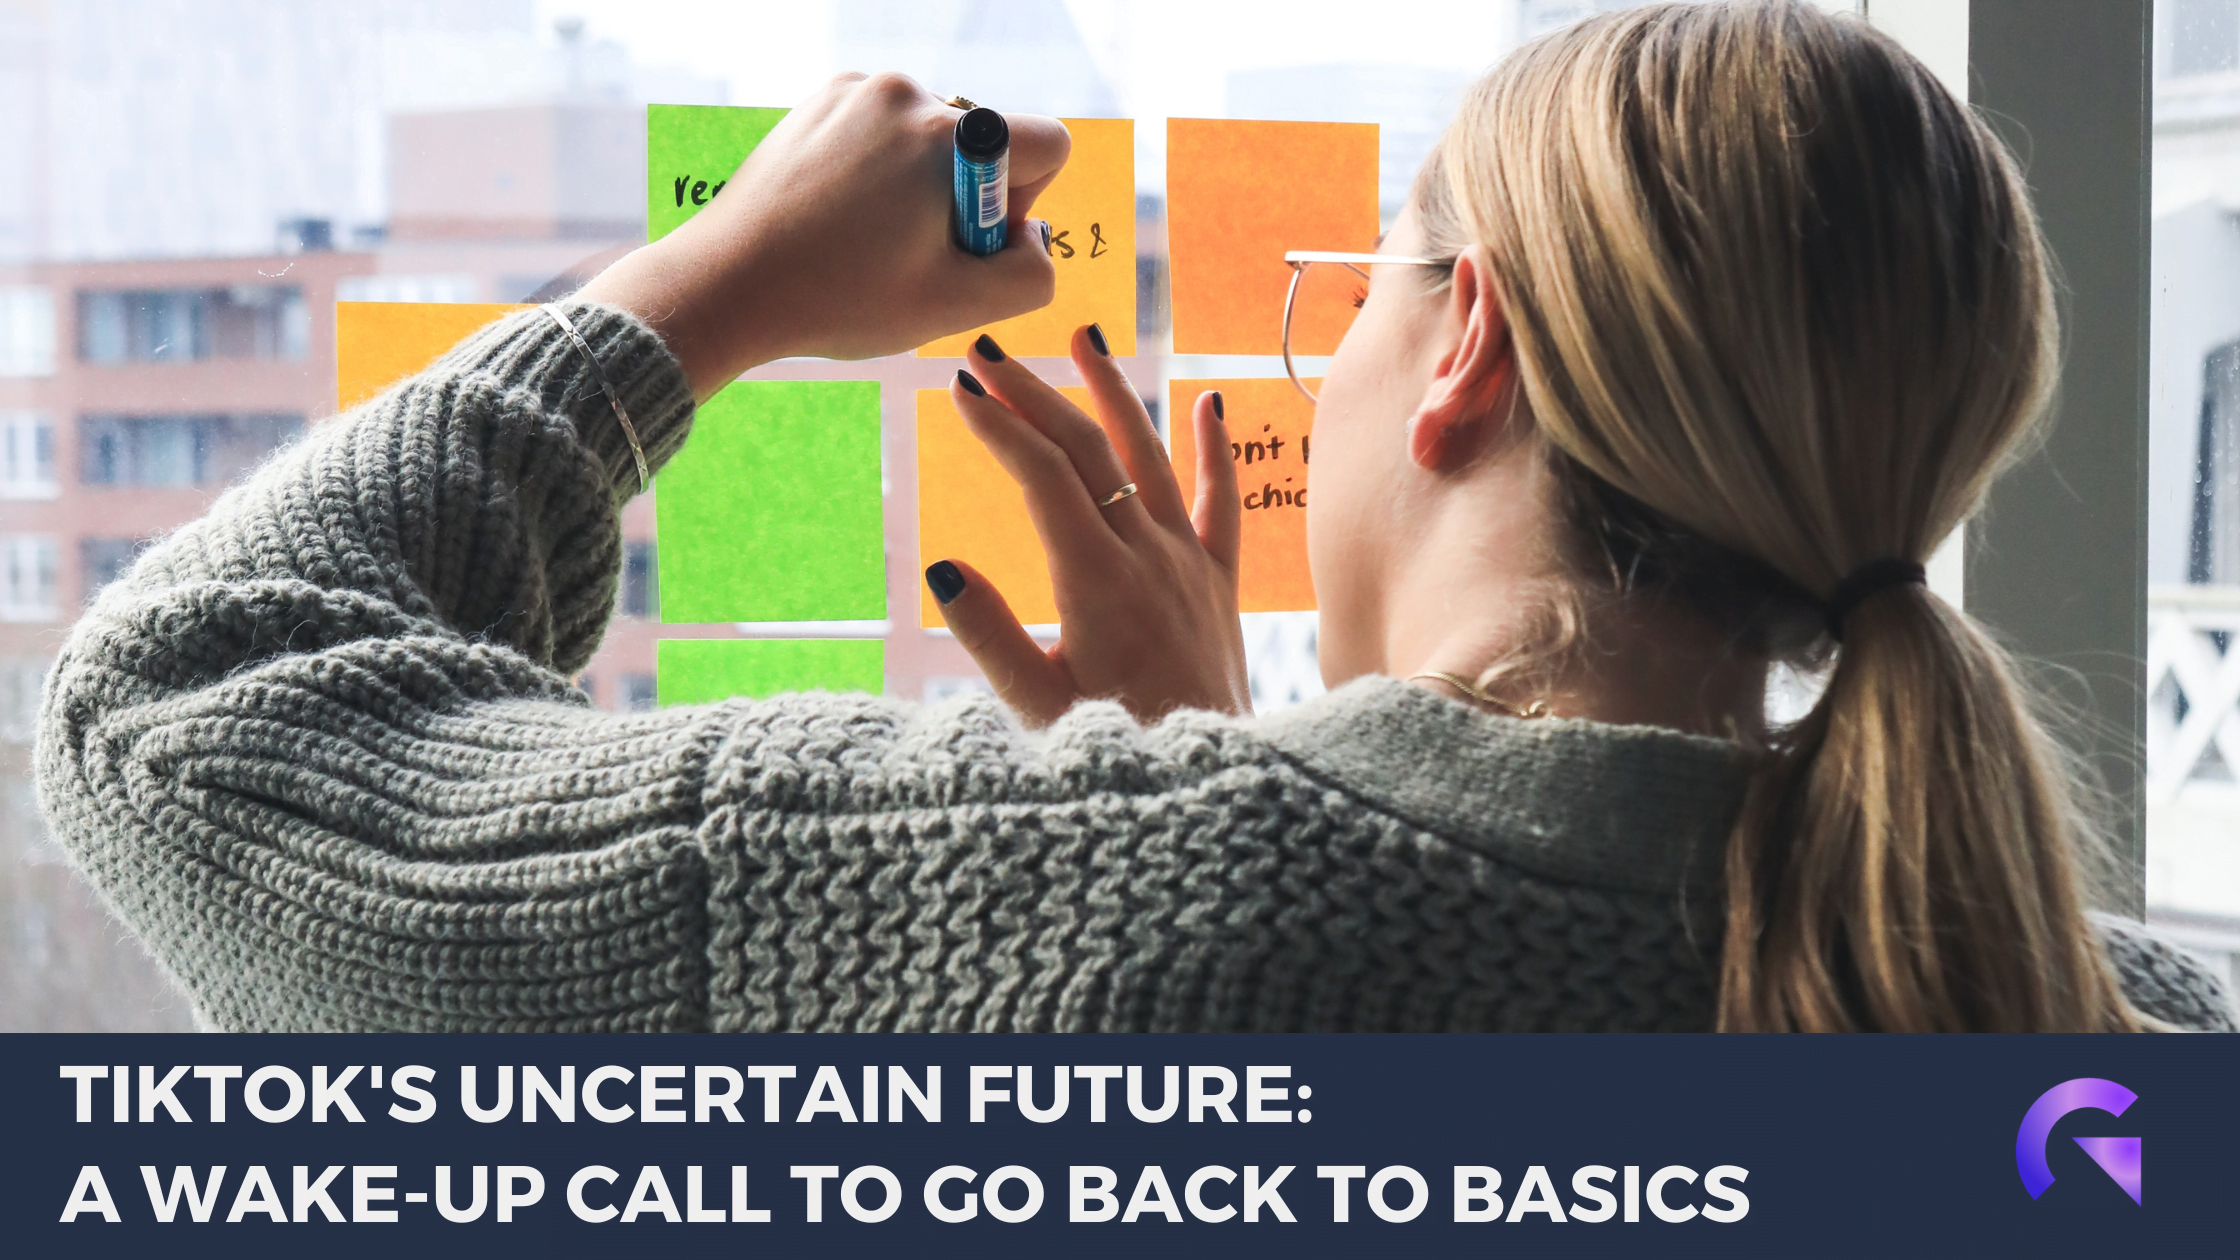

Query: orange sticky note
[
  {"left": 916, "top": 386, "right": 1092, "bottom": 628},
  {"left": 1169, "top": 378, "right": 1317, "bottom": 612},
  {"left": 336, "top": 301, "right": 530, "bottom": 410},
  {"left": 1167, "top": 119, "right": 1379, "bottom": 356},
  {"left": 921, "top": 118, "right": 1136, "bottom": 358}
]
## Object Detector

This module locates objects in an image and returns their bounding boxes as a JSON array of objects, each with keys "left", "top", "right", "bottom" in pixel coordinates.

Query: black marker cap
[{"left": 955, "top": 107, "right": 1009, "bottom": 161}]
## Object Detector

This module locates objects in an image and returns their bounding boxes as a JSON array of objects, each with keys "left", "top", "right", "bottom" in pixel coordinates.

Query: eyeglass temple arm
[
  {"left": 1281, "top": 264, "right": 1315, "bottom": 403},
  {"left": 1280, "top": 253, "right": 1442, "bottom": 403},
  {"left": 1282, "top": 251, "right": 1442, "bottom": 266}
]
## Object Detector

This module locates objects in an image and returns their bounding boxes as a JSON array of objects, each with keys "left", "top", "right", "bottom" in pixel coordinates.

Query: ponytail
[
  {"left": 1425, "top": 1, "right": 2142, "bottom": 1030},
  {"left": 1721, "top": 588, "right": 2135, "bottom": 1030}
]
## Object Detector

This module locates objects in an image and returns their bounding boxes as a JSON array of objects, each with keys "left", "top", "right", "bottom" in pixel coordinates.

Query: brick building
[
  {"left": 0, "top": 250, "right": 368, "bottom": 718},
  {"left": 0, "top": 246, "right": 372, "bottom": 1029}
]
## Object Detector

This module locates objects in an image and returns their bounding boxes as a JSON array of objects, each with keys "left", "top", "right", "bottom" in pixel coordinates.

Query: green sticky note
[
  {"left": 648, "top": 103, "right": 788, "bottom": 241},
  {"left": 657, "top": 638, "right": 885, "bottom": 704},
  {"left": 655, "top": 379, "right": 886, "bottom": 623}
]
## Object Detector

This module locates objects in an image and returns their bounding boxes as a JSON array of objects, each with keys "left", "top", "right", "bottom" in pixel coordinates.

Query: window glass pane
[
  {"left": 620, "top": 673, "right": 658, "bottom": 712},
  {"left": 0, "top": 286, "right": 57, "bottom": 376},
  {"left": 0, "top": 658, "right": 46, "bottom": 744},
  {"left": 74, "top": 414, "right": 299, "bottom": 487},
  {"left": 2173, "top": 0, "right": 2240, "bottom": 77},
  {"left": 0, "top": 411, "right": 56, "bottom": 497},
  {"left": 76, "top": 292, "right": 125, "bottom": 365},
  {"left": 74, "top": 288, "right": 307, "bottom": 364},
  {"left": 0, "top": 534, "right": 59, "bottom": 621},
  {"left": 621, "top": 540, "right": 657, "bottom": 618},
  {"left": 0, "top": 0, "right": 1853, "bottom": 1028},
  {"left": 78, "top": 537, "right": 144, "bottom": 607},
  {"left": 2150, "top": 0, "right": 2240, "bottom": 990}
]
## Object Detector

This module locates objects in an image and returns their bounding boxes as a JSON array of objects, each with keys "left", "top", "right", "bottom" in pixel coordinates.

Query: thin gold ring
[
  {"left": 943, "top": 95, "right": 978, "bottom": 110},
  {"left": 1097, "top": 482, "right": 1139, "bottom": 508}
]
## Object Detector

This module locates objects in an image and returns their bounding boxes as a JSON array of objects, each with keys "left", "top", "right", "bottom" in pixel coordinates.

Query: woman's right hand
[
  {"left": 578, "top": 73, "right": 1071, "bottom": 399},
  {"left": 928, "top": 328, "right": 1253, "bottom": 726}
]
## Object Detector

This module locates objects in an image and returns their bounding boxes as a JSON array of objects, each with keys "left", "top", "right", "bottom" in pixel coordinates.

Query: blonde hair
[{"left": 1417, "top": 0, "right": 2138, "bottom": 1030}]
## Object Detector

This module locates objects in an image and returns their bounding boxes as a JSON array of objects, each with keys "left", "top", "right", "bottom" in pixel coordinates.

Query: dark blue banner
[{"left": 1, "top": 1034, "right": 2226, "bottom": 1257}]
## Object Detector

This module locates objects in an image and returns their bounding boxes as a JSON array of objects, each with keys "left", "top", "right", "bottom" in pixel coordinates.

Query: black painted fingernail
[
  {"left": 925, "top": 560, "right": 967, "bottom": 605},
  {"left": 1086, "top": 322, "right": 1109, "bottom": 357},
  {"left": 956, "top": 369, "right": 986, "bottom": 397},
  {"left": 973, "top": 333, "right": 1005, "bottom": 363},
  {"left": 1039, "top": 220, "right": 1053, "bottom": 251},
  {"left": 1212, "top": 390, "right": 1225, "bottom": 421}
]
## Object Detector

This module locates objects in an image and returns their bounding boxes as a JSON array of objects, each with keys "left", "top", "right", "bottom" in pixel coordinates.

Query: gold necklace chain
[{"left": 1408, "top": 670, "right": 1551, "bottom": 720}]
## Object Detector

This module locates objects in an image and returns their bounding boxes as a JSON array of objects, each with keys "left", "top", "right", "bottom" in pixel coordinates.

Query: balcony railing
[
  {"left": 2147, "top": 582, "right": 2240, "bottom": 805},
  {"left": 2145, "top": 585, "right": 2240, "bottom": 986}
]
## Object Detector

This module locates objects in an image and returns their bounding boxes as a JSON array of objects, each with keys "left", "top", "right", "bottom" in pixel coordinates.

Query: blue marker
[{"left": 953, "top": 107, "right": 1009, "bottom": 255}]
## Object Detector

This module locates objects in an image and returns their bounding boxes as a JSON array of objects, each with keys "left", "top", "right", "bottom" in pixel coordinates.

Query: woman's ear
[{"left": 1405, "top": 244, "right": 1517, "bottom": 470}]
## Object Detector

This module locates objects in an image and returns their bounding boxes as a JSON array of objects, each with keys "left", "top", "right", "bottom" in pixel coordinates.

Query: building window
[
  {"left": 0, "top": 535, "right": 60, "bottom": 623},
  {"left": 0, "top": 286, "right": 57, "bottom": 377},
  {"left": 0, "top": 412, "right": 57, "bottom": 499},
  {"left": 2195, "top": 343, "right": 2240, "bottom": 582},
  {"left": 2172, "top": 0, "right": 2240, "bottom": 78},
  {"left": 78, "top": 413, "right": 302, "bottom": 488},
  {"left": 0, "top": 657, "right": 47, "bottom": 744},
  {"left": 619, "top": 673, "right": 657, "bottom": 712},
  {"left": 77, "top": 286, "right": 308, "bottom": 364},
  {"left": 79, "top": 537, "right": 147, "bottom": 607},
  {"left": 620, "top": 541, "right": 657, "bottom": 617}
]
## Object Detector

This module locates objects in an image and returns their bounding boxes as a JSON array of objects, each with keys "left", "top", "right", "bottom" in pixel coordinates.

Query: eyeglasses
[{"left": 1281, "top": 250, "right": 1447, "bottom": 402}]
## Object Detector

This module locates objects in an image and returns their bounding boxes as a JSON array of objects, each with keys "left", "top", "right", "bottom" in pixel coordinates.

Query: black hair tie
[{"left": 1826, "top": 558, "right": 1926, "bottom": 641}]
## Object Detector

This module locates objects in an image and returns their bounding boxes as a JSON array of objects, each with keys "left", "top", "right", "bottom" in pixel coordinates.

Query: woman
[{"left": 38, "top": 1, "right": 2232, "bottom": 1031}]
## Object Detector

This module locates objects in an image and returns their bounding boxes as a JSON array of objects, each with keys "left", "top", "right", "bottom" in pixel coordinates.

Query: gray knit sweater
[{"left": 34, "top": 304, "right": 2234, "bottom": 1033}]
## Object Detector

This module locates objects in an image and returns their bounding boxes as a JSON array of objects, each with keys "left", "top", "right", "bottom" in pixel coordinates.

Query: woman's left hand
[{"left": 928, "top": 327, "right": 1251, "bottom": 725}]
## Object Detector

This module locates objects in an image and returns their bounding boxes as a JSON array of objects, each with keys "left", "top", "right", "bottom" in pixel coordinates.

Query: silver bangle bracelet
[{"left": 542, "top": 303, "right": 651, "bottom": 494}]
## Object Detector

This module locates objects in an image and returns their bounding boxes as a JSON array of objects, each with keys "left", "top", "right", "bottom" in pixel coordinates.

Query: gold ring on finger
[
  {"left": 1097, "top": 482, "right": 1139, "bottom": 508},
  {"left": 943, "top": 95, "right": 978, "bottom": 110}
]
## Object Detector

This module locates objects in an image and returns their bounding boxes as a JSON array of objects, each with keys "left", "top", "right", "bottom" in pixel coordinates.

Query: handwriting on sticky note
[
  {"left": 646, "top": 104, "right": 789, "bottom": 242},
  {"left": 657, "top": 637, "right": 884, "bottom": 704},
  {"left": 920, "top": 118, "right": 1136, "bottom": 358},
  {"left": 655, "top": 380, "right": 885, "bottom": 624},
  {"left": 1169, "top": 378, "right": 1318, "bottom": 612},
  {"left": 916, "top": 386, "right": 1095, "bottom": 627},
  {"left": 669, "top": 175, "right": 728, "bottom": 209},
  {"left": 1167, "top": 119, "right": 1379, "bottom": 356},
  {"left": 1044, "top": 219, "right": 1114, "bottom": 261},
  {"left": 335, "top": 301, "right": 530, "bottom": 411}
]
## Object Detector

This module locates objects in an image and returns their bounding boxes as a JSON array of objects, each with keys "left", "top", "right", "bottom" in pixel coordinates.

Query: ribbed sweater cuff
[{"left": 442, "top": 301, "right": 697, "bottom": 497}]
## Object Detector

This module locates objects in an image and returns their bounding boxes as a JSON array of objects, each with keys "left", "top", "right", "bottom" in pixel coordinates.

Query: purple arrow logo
[{"left": 2015, "top": 1078, "right": 2142, "bottom": 1205}]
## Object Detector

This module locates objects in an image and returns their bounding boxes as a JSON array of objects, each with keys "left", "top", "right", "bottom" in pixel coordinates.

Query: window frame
[{"left": 1962, "top": 0, "right": 2153, "bottom": 913}]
